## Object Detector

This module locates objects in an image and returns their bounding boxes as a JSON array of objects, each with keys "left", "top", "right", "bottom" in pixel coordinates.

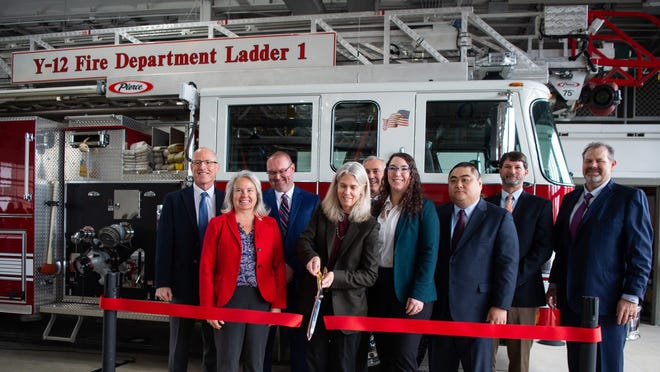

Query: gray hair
[
  {"left": 321, "top": 162, "right": 372, "bottom": 223},
  {"left": 362, "top": 155, "right": 385, "bottom": 167},
  {"left": 222, "top": 170, "right": 270, "bottom": 216}
]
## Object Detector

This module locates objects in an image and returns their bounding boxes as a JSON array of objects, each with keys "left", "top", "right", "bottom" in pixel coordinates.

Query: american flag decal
[{"left": 382, "top": 110, "right": 410, "bottom": 131}]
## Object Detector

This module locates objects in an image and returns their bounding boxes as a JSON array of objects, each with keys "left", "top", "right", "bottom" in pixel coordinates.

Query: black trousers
[
  {"left": 305, "top": 294, "right": 362, "bottom": 372},
  {"left": 368, "top": 267, "right": 433, "bottom": 372}
]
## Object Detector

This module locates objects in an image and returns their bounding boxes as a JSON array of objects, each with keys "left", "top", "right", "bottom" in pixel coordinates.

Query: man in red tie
[
  {"left": 430, "top": 162, "right": 519, "bottom": 372},
  {"left": 485, "top": 152, "right": 553, "bottom": 372}
]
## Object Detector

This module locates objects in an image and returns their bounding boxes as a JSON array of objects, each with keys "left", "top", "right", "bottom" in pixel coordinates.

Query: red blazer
[{"left": 199, "top": 211, "right": 287, "bottom": 309}]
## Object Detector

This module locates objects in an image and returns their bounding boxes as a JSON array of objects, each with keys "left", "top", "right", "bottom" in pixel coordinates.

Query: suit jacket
[
  {"left": 297, "top": 206, "right": 380, "bottom": 333},
  {"left": 199, "top": 211, "right": 287, "bottom": 309},
  {"left": 263, "top": 186, "right": 320, "bottom": 278},
  {"left": 550, "top": 180, "right": 653, "bottom": 316},
  {"left": 485, "top": 192, "right": 553, "bottom": 307},
  {"left": 155, "top": 186, "right": 224, "bottom": 304},
  {"left": 434, "top": 199, "right": 519, "bottom": 322},
  {"left": 372, "top": 198, "right": 440, "bottom": 304}
]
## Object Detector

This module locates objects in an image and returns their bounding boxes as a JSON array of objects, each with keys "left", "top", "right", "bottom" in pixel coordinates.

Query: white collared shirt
[{"left": 377, "top": 197, "right": 402, "bottom": 268}]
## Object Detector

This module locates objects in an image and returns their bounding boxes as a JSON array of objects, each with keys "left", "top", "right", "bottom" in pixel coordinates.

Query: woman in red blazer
[{"left": 200, "top": 170, "right": 287, "bottom": 372}]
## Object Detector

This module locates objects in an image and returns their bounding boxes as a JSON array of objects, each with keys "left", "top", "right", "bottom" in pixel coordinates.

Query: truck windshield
[
  {"left": 226, "top": 103, "right": 313, "bottom": 172},
  {"left": 530, "top": 100, "right": 572, "bottom": 185},
  {"left": 424, "top": 100, "right": 501, "bottom": 174}
]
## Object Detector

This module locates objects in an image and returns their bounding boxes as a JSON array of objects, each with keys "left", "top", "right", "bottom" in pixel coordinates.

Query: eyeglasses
[
  {"left": 191, "top": 160, "right": 218, "bottom": 166},
  {"left": 387, "top": 165, "right": 412, "bottom": 173},
  {"left": 267, "top": 164, "right": 293, "bottom": 176}
]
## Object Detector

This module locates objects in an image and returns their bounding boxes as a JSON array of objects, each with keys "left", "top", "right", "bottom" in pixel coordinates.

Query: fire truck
[{"left": 2, "top": 5, "right": 656, "bottom": 339}]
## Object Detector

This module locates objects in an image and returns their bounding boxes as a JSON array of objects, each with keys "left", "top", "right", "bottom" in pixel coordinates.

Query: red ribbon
[
  {"left": 99, "top": 297, "right": 600, "bottom": 343},
  {"left": 99, "top": 297, "right": 302, "bottom": 328},
  {"left": 324, "top": 316, "right": 601, "bottom": 343}
]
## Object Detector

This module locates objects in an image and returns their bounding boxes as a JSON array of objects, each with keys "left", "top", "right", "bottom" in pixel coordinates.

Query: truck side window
[
  {"left": 331, "top": 101, "right": 379, "bottom": 170},
  {"left": 424, "top": 100, "right": 502, "bottom": 174},
  {"left": 227, "top": 103, "right": 313, "bottom": 172},
  {"left": 531, "top": 100, "right": 572, "bottom": 185}
]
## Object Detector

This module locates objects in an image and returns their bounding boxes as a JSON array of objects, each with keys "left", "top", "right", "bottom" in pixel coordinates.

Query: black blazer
[
  {"left": 485, "top": 191, "right": 553, "bottom": 307},
  {"left": 155, "top": 186, "right": 224, "bottom": 304},
  {"left": 297, "top": 206, "right": 379, "bottom": 333}
]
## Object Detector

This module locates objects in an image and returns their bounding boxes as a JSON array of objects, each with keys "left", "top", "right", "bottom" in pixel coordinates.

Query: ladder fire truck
[{"left": 0, "top": 6, "right": 657, "bottom": 340}]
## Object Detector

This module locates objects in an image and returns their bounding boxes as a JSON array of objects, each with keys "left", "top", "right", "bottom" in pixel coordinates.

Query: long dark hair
[{"left": 374, "top": 152, "right": 424, "bottom": 216}]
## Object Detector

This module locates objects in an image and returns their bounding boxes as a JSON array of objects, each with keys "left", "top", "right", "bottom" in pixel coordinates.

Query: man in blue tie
[
  {"left": 155, "top": 147, "right": 225, "bottom": 372},
  {"left": 547, "top": 142, "right": 653, "bottom": 372},
  {"left": 263, "top": 151, "right": 320, "bottom": 372}
]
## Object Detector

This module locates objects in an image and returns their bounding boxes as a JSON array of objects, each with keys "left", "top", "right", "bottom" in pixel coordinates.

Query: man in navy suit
[
  {"left": 262, "top": 151, "right": 320, "bottom": 372},
  {"left": 155, "top": 147, "right": 225, "bottom": 372},
  {"left": 547, "top": 142, "right": 653, "bottom": 372},
  {"left": 485, "top": 152, "right": 553, "bottom": 372},
  {"left": 430, "top": 162, "right": 519, "bottom": 372}
]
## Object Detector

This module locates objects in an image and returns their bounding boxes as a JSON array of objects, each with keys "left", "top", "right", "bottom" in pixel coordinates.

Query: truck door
[{"left": 0, "top": 119, "right": 34, "bottom": 311}]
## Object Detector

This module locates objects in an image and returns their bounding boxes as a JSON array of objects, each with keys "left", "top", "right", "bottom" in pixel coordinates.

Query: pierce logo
[
  {"left": 556, "top": 81, "right": 580, "bottom": 88},
  {"left": 108, "top": 80, "right": 154, "bottom": 94}
]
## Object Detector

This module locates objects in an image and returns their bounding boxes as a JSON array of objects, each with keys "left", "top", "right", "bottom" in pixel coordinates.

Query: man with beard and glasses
[
  {"left": 547, "top": 142, "right": 653, "bottom": 372},
  {"left": 485, "top": 152, "right": 553, "bottom": 372}
]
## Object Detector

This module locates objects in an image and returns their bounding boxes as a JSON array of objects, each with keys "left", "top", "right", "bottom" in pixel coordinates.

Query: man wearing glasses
[
  {"left": 155, "top": 147, "right": 225, "bottom": 372},
  {"left": 263, "top": 151, "right": 320, "bottom": 372}
]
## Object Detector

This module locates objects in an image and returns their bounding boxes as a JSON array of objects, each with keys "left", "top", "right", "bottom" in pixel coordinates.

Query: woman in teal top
[{"left": 369, "top": 152, "right": 440, "bottom": 372}]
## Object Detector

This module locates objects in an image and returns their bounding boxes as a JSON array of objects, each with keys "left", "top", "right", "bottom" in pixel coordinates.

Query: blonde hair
[
  {"left": 321, "top": 162, "right": 372, "bottom": 223},
  {"left": 222, "top": 170, "right": 270, "bottom": 216}
]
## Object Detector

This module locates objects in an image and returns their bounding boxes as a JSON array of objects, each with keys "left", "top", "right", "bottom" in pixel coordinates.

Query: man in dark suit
[
  {"left": 485, "top": 152, "right": 553, "bottom": 372},
  {"left": 263, "top": 151, "right": 320, "bottom": 372},
  {"left": 547, "top": 142, "right": 653, "bottom": 372},
  {"left": 430, "top": 162, "right": 519, "bottom": 372},
  {"left": 155, "top": 147, "right": 225, "bottom": 372}
]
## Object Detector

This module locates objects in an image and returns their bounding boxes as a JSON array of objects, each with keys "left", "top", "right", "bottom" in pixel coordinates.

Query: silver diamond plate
[{"left": 544, "top": 6, "right": 588, "bottom": 36}]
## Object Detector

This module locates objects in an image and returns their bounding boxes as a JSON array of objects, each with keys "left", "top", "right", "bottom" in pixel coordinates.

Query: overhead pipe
[{"left": 0, "top": 85, "right": 101, "bottom": 99}]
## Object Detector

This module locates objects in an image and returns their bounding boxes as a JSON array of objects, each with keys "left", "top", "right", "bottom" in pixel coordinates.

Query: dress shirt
[
  {"left": 451, "top": 201, "right": 478, "bottom": 240},
  {"left": 377, "top": 197, "right": 402, "bottom": 268},
  {"left": 194, "top": 184, "right": 216, "bottom": 222},
  {"left": 500, "top": 188, "right": 523, "bottom": 210},
  {"left": 275, "top": 186, "right": 295, "bottom": 210}
]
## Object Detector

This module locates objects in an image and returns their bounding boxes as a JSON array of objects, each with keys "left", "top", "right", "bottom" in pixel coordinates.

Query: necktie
[
  {"left": 569, "top": 193, "right": 592, "bottom": 238},
  {"left": 505, "top": 193, "right": 513, "bottom": 213},
  {"left": 451, "top": 209, "right": 465, "bottom": 251},
  {"left": 198, "top": 191, "right": 209, "bottom": 243},
  {"left": 279, "top": 194, "right": 290, "bottom": 235}
]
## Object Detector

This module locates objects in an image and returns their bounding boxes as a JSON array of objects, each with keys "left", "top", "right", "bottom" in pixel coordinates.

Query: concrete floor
[{"left": 0, "top": 315, "right": 658, "bottom": 371}]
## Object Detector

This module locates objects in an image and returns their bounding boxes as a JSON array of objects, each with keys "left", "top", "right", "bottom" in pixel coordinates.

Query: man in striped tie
[{"left": 263, "top": 151, "right": 320, "bottom": 372}]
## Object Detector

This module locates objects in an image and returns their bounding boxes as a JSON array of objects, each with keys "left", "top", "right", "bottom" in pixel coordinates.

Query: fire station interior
[{"left": 1, "top": 1, "right": 660, "bottom": 371}]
